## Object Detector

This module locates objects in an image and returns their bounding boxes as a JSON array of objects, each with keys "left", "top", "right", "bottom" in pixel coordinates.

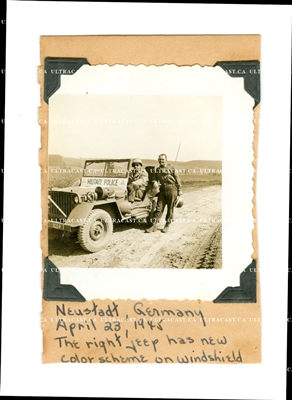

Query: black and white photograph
[
  {"left": 47, "top": 66, "right": 223, "bottom": 270},
  {"left": 45, "top": 63, "right": 254, "bottom": 301}
]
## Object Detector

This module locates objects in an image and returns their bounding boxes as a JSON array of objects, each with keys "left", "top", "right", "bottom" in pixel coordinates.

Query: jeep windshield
[{"left": 83, "top": 160, "right": 130, "bottom": 178}]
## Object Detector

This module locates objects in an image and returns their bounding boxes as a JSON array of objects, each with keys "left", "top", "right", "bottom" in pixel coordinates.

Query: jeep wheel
[{"left": 78, "top": 209, "right": 113, "bottom": 252}]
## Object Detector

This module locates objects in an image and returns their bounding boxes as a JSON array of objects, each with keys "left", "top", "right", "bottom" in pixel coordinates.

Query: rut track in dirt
[{"left": 187, "top": 222, "right": 222, "bottom": 269}]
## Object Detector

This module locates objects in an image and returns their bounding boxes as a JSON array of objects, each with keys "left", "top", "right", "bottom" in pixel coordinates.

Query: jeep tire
[{"left": 78, "top": 209, "right": 113, "bottom": 252}]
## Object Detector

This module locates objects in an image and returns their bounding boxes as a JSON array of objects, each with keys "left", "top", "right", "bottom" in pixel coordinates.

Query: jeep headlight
[
  {"left": 73, "top": 195, "right": 79, "bottom": 204},
  {"left": 87, "top": 191, "right": 97, "bottom": 202}
]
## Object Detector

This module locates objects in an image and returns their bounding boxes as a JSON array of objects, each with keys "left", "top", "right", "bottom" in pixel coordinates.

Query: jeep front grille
[{"left": 48, "top": 191, "right": 76, "bottom": 219}]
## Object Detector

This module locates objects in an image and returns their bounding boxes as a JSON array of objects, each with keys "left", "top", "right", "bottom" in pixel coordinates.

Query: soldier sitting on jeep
[{"left": 127, "top": 158, "right": 149, "bottom": 203}]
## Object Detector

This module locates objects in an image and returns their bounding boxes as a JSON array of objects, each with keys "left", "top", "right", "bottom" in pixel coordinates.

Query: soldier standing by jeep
[
  {"left": 146, "top": 153, "right": 182, "bottom": 233},
  {"left": 127, "top": 158, "right": 149, "bottom": 203}
]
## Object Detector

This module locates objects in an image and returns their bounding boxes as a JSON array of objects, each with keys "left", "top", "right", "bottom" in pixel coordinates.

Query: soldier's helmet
[
  {"left": 174, "top": 196, "right": 184, "bottom": 208},
  {"left": 132, "top": 158, "right": 143, "bottom": 167}
]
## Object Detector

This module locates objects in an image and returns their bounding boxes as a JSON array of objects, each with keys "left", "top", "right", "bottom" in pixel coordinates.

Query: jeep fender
[
  {"left": 66, "top": 200, "right": 123, "bottom": 227},
  {"left": 92, "top": 200, "right": 123, "bottom": 222}
]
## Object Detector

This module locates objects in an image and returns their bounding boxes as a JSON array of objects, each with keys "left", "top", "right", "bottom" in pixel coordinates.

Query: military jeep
[{"left": 48, "top": 159, "right": 157, "bottom": 252}]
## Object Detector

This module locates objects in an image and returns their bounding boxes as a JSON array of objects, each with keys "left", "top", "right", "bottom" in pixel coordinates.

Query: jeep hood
[{"left": 49, "top": 186, "right": 91, "bottom": 194}]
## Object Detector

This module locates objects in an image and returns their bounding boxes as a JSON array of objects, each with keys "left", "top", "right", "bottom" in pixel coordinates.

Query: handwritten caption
[{"left": 44, "top": 300, "right": 243, "bottom": 364}]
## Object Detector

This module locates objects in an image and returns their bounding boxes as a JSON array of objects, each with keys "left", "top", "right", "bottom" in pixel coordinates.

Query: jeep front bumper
[{"left": 48, "top": 220, "right": 75, "bottom": 231}]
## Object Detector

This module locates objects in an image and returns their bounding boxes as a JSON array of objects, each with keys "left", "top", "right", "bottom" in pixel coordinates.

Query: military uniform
[
  {"left": 127, "top": 168, "right": 149, "bottom": 202},
  {"left": 151, "top": 163, "right": 181, "bottom": 228}
]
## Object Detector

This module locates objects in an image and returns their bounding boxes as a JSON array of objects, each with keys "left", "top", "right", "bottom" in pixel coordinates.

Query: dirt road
[{"left": 48, "top": 185, "right": 221, "bottom": 269}]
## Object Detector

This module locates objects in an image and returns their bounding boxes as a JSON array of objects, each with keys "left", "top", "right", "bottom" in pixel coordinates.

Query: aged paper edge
[{"left": 39, "top": 35, "right": 261, "bottom": 363}]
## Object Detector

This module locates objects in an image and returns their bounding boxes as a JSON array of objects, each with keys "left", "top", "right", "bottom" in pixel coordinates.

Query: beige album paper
[{"left": 40, "top": 35, "right": 260, "bottom": 364}]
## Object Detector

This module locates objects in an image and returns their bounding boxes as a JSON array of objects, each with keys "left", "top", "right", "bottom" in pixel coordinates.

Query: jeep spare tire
[{"left": 78, "top": 209, "right": 113, "bottom": 252}]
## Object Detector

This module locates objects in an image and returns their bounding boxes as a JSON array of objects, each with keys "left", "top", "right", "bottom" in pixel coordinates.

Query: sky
[
  {"left": 46, "top": 63, "right": 248, "bottom": 161},
  {"left": 49, "top": 94, "right": 222, "bottom": 161}
]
